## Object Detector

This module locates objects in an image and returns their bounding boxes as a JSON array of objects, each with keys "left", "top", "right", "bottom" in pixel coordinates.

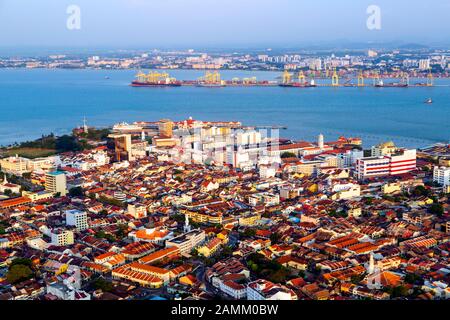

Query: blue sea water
[{"left": 0, "top": 68, "right": 449, "bottom": 148}]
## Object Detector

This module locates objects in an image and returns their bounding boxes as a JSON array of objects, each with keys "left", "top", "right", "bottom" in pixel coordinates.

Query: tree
[
  {"left": 3, "top": 189, "right": 12, "bottom": 196},
  {"left": 391, "top": 285, "right": 409, "bottom": 298},
  {"left": 242, "top": 228, "right": 256, "bottom": 238},
  {"left": 281, "top": 152, "right": 297, "bottom": 159},
  {"left": 270, "top": 232, "right": 282, "bottom": 244},
  {"left": 405, "top": 273, "right": 422, "bottom": 285},
  {"left": 269, "top": 268, "right": 290, "bottom": 283},
  {"left": 7, "top": 264, "right": 33, "bottom": 284},
  {"left": 92, "top": 277, "right": 113, "bottom": 292},
  {"left": 413, "top": 185, "right": 429, "bottom": 197},
  {"left": 105, "top": 234, "right": 116, "bottom": 242},
  {"left": 55, "top": 135, "right": 82, "bottom": 152},
  {"left": 115, "top": 224, "right": 128, "bottom": 239},
  {"left": 429, "top": 203, "right": 444, "bottom": 217},
  {"left": 69, "top": 186, "right": 84, "bottom": 197},
  {"left": 10, "top": 257, "right": 33, "bottom": 267},
  {"left": 95, "top": 230, "right": 106, "bottom": 239}
]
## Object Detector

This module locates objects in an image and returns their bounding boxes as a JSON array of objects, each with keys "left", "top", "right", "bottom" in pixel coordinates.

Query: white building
[
  {"left": 419, "top": 59, "right": 431, "bottom": 70},
  {"left": 0, "top": 156, "right": 30, "bottom": 175},
  {"left": 220, "top": 281, "right": 247, "bottom": 299},
  {"left": 165, "top": 229, "right": 205, "bottom": 255},
  {"left": 433, "top": 166, "right": 450, "bottom": 187},
  {"left": 259, "top": 164, "right": 276, "bottom": 179},
  {"left": 247, "top": 279, "right": 296, "bottom": 300},
  {"left": 337, "top": 149, "right": 364, "bottom": 168},
  {"left": 45, "top": 171, "right": 67, "bottom": 196},
  {"left": 50, "top": 229, "right": 74, "bottom": 246},
  {"left": 127, "top": 203, "right": 147, "bottom": 219},
  {"left": 355, "top": 149, "right": 416, "bottom": 180},
  {"left": 65, "top": 209, "right": 88, "bottom": 231}
]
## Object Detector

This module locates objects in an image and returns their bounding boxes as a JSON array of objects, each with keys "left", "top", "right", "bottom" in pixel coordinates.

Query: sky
[{"left": 0, "top": 0, "right": 449, "bottom": 49}]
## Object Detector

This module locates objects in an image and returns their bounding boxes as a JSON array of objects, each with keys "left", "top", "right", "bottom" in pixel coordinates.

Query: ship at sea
[
  {"left": 131, "top": 71, "right": 182, "bottom": 87},
  {"left": 278, "top": 70, "right": 317, "bottom": 88},
  {"left": 374, "top": 81, "right": 409, "bottom": 88},
  {"left": 374, "top": 73, "right": 409, "bottom": 88},
  {"left": 279, "top": 79, "right": 316, "bottom": 88}
]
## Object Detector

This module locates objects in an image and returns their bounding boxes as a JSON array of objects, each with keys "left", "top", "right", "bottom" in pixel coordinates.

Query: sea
[{"left": 0, "top": 68, "right": 449, "bottom": 148}]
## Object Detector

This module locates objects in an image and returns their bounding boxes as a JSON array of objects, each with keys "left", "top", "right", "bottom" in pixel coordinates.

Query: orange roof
[
  {"left": 139, "top": 247, "right": 180, "bottom": 264},
  {"left": 129, "top": 262, "right": 169, "bottom": 275},
  {"left": 95, "top": 251, "right": 116, "bottom": 261},
  {"left": 135, "top": 228, "right": 170, "bottom": 241},
  {"left": 0, "top": 197, "right": 32, "bottom": 209}
]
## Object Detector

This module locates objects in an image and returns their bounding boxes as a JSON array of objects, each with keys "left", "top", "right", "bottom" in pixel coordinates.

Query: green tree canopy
[
  {"left": 7, "top": 264, "right": 33, "bottom": 284},
  {"left": 281, "top": 152, "right": 297, "bottom": 158}
]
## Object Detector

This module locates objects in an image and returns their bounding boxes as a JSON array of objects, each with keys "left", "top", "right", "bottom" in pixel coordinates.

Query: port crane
[
  {"left": 427, "top": 68, "right": 434, "bottom": 87},
  {"left": 357, "top": 71, "right": 365, "bottom": 87},
  {"left": 331, "top": 68, "right": 339, "bottom": 87},
  {"left": 281, "top": 70, "right": 292, "bottom": 84},
  {"left": 298, "top": 71, "right": 306, "bottom": 85},
  {"left": 198, "top": 71, "right": 222, "bottom": 84}
]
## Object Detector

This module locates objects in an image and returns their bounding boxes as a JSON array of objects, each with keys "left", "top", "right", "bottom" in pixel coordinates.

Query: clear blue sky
[{"left": 0, "top": 0, "right": 449, "bottom": 48}]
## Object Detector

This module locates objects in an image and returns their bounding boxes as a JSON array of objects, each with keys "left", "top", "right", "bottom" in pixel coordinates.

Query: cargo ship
[
  {"left": 279, "top": 79, "right": 316, "bottom": 88},
  {"left": 196, "top": 83, "right": 226, "bottom": 88},
  {"left": 374, "top": 80, "right": 408, "bottom": 88},
  {"left": 131, "top": 71, "right": 182, "bottom": 87}
]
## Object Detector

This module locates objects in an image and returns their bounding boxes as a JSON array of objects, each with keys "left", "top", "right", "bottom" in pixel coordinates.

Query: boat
[
  {"left": 131, "top": 71, "right": 182, "bottom": 87},
  {"left": 279, "top": 79, "right": 316, "bottom": 88},
  {"left": 374, "top": 81, "right": 408, "bottom": 88},
  {"left": 425, "top": 98, "right": 433, "bottom": 104},
  {"left": 131, "top": 80, "right": 182, "bottom": 87},
  {"left": 195, "top": 83, "right": 226, "bottom": 88}
]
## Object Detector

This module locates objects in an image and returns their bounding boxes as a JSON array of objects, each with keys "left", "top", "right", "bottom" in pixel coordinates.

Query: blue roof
[
  {"left": 149, "top": 296, "right": 167, "bottom": 300},
  {"left": 48, "top": 171, "right": 65, "bottom": 176}
]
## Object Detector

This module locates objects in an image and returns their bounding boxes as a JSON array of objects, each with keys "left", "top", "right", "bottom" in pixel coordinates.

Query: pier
[{"left": 131, "top": 69, "right": 438, "bottom": 89}]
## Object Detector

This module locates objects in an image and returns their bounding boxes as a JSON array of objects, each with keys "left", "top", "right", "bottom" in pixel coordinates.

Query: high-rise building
[
  {"left": 45, "top": 171, "right": 67, "bottom": 196},
  {"left": 65, "top": 209, "right": 88, "bottom": 231},
  {"left": 355, "top": 149, "right": 416, "bottom": 180},
  {"left": 433, "top": 166, "right": 450, "bottom": 187},
  {"left": 50, "top": 229, "right": 74, "bottom": 246},
  {"left": 419, "top": 59, "right": 431, "bottom": 70},
  {"left": 158, "top": 119, "right": 174, "bottom": 138},
  {"left": 109, "top": 133, "right": 133, "bottom": 162}
]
